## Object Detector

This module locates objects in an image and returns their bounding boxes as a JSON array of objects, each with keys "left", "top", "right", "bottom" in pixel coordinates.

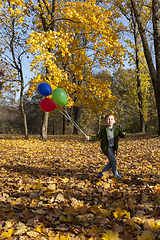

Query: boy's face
[{"left": 105, "top": 115, "right": 115, "bottom": 127}]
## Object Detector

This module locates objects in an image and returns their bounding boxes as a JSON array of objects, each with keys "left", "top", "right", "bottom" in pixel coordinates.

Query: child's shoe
[
  {"left": 98, "top": 172, "right": 103, "bottom": 178},
  {"left": 116, "top": 174, "right": 121, "bottom": 178}
]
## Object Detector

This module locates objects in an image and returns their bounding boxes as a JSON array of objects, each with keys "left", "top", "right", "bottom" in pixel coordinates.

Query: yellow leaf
[
  {"left": 37, "top": 180, "right": 43, "bottom": 188},
  {"left": 102, "top": 171, "right": 110, "bottom": 180},
  {"left": 147, "top": 165, "right": 152, "bottom": 168},
  {"left": 103, "top": 182, "right": 110, "bottom": 189},
  {"left": 0, "top": 229, "right": 14, "bottom": 239},
  {"left": 19, "top": 17, "right": 24, "bottom": 23},
  {"left": 62, "top": 177, "right": 69, "bottom": 183},
  {"left": 14, "top": 224, "right": 28, "bottom": 235},
  {"left": 5, "top": 220, "right": 16, "bottom": 228},
  {"left": 27, "top": 230, "right": 39, "bottom": 238},
  {"left": 51, "top": 233, "right": 70, "bottom": 240},
  {"left": 60, "top": 234, "right": 70, "bottom": 240},
  {"left": 91, "top": 205, "right": 101, "bottom": 214},
  {"left": 102, "top": 230, "right": 122, "bottom": 240},
  {"left": 36, "top": 224, "right": 43, "bottom": 233},
  {"left": 47, "top": 183, "right": 56, "bottom": 191},
  {"left": 137, "top": 233, "right": 153, "bottom": 240},
  {"left": 113, "top": 207, "right": 130, "bottom": 220},
  {"left": 70, "top": 197, "right": 83, "bottom": 209},
  {"left": 145, "top": 220, "right": 159, "bottom": 231},
  {"left": 96, "top": 181, "right": 102, "bottom": 186}
]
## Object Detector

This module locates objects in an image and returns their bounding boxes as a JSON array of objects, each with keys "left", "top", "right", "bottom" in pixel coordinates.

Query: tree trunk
[
  {"left": 140, "top": 115, "right": 146, "bottom": 133},
  {"left": 131, "top": 0, "right": 160, "bottom": 135},
  {"left": 20, "top": 96, "right": 28, "bottom": 139},
  {"left": 20, "top": 71, "right": 28, "bottom": 139},
  {"left": 132, "top": 14, "right": 146, "bottom": 133},
  {"left": 98, "top": 114, "right": 101, "bottom": 132},
  {"left": 53, "top": 115, "right": 55, "bottom": 135},
  {"left": 38, "top": 0, "right": 56, "bottom": 140},
  {"left": 10, "top": 16, "right": 28, "bottom": 139},
  {"left": 73, "top": 105, "right": 81, "bottom": 134},
  {"left": 152, "top": 0, "right": 160, "bottom": 136},
  {"left": 63, "top": 114, "right": 66, "bottom": 134},
  {"left": 41, "top": 112, "right": 49, "bottom": 141}
]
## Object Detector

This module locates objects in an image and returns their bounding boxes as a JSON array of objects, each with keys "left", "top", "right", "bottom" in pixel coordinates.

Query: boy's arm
[
  {"left": 119, "top": 129, "right": 127, "bottom": 138},
  {"left": 86, "top": 129, "right": 102, "bottom": 141}
]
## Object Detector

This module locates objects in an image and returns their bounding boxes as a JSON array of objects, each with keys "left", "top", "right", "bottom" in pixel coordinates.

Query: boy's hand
[
  {"left": 86, "top": 136, "right": 90, "bottom": 140},
  {"left": 122, "top": 132, "right": 126, "bottom": 136}
]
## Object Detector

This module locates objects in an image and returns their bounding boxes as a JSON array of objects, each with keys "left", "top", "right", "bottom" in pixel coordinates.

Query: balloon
[
  {"left": 52, "top": 88, "right": 68, "bottom": 106},
  {"left": 40, "top": 98, "right": 56, "bottom": 112},
  {"left": 38, "top": 83, "right": 52, "bottom": 96}
]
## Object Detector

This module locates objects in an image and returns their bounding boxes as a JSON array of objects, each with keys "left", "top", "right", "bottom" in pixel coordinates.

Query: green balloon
[{"left": 52, "top": 88, "right": 68, "bottom": 106}]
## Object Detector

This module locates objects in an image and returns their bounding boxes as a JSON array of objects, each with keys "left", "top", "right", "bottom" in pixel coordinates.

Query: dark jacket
[{"left": 89, "top": 126, "right": 127, "bottom": 155}]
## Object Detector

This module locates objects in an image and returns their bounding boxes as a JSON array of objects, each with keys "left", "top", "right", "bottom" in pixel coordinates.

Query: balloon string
[
  {"left": 64, "top": 108, "right": 87, "bottom": 136},
  {"left": 58, "top": 107, "right": 87, "bottom": 137},
  {"left": 58, "top": 108, "right": 77, "bottom": 128},
  {"left": 58, "top": 106, "right": 87, "bottom": 137},
  {"left": 58, "top": 108, "right": 81, "bottom": 133},
  {"left": 64, "top": 107, "right": 88, "bottom": 137}
]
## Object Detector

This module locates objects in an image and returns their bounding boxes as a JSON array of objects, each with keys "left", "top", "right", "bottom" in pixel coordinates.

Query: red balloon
[{"left": 40, "top": 98, "right": 56, "bottom": 112}]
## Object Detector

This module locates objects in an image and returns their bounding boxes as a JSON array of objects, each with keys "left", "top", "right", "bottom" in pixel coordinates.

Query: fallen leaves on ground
[{"left": 0, "top": 133, "right": 159, "bottom": 240}]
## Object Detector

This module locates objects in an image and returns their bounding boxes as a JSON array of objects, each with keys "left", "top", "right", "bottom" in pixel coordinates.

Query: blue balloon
[{"left": 38, "top": 83, "right": 52, "bottom": 96}]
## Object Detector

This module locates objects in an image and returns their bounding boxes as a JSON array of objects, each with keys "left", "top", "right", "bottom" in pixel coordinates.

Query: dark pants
[{"left": 101, "top": 147, "right": 118, "bottom": 176}]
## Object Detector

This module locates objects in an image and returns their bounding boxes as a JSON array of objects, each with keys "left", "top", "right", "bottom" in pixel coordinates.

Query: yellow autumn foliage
[
  {"left": 26, "top": 0, "right": 124, "bottom": 112},
  {"left": 102, "top": 230, "right": 122, "bottom": 240},
  {"left": 0, "top": 135, "right": 159, "bottom": 239},
  {"left": 113, "top": 206, "right": 130, "bottom": 220},
  {"left": 0, "top": 0, "right": 125, "bottom": 113}
]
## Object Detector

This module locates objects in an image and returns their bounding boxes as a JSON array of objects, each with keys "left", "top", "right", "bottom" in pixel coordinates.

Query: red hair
[{"left": 105, "top": 114, "right": 115, "bottom": 121}]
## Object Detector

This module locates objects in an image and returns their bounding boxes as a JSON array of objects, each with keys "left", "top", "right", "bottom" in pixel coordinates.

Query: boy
[{"left": 86, "top": 114, "right": 127, "bottom": 178}]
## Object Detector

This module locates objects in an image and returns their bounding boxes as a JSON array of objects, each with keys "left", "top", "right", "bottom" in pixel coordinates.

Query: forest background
[{"left": 0, "top": 0, "right": 160, "bottom": 139}]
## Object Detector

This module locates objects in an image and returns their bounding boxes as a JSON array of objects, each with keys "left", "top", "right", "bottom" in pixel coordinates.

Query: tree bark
[
  {"left": 152, "top": 0, "right": 160, "bottom": 135},
  {"left": 53, "top": 115, "right": 55, "bottom": 135},
  {"left": 98, "top": 114, "right": 101, "bottom": 133},
  {"left": 131, "top": 0, "right": 160, "bottom": 135},
  {"left": 10, "top": 15, "right": 28, "bottom": 139},
  {"left": 38, "top": 0, "right": 56, "bottom": 140},
  {"left": 20, "top": 83, "right": 28, "bottom": 139},
  {"left": 73, "top": 105, "right": 81, "bottom": 134},
  {"left": 19, "top": 58, "right": 28, "bottom": 139},
  {"left": 132, "top": 12, "right": 146, "bottom": 132},
  {"left": 63, "top": 114, "right": 66, "bottom": 134},
  {"left": 41, "top": 112, "right": 49, "bottom": 141}
]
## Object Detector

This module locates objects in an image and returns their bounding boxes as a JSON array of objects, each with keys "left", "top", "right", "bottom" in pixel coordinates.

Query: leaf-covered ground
[{"left": 0, "top": 134, "right": 159, "bottom": 240}]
